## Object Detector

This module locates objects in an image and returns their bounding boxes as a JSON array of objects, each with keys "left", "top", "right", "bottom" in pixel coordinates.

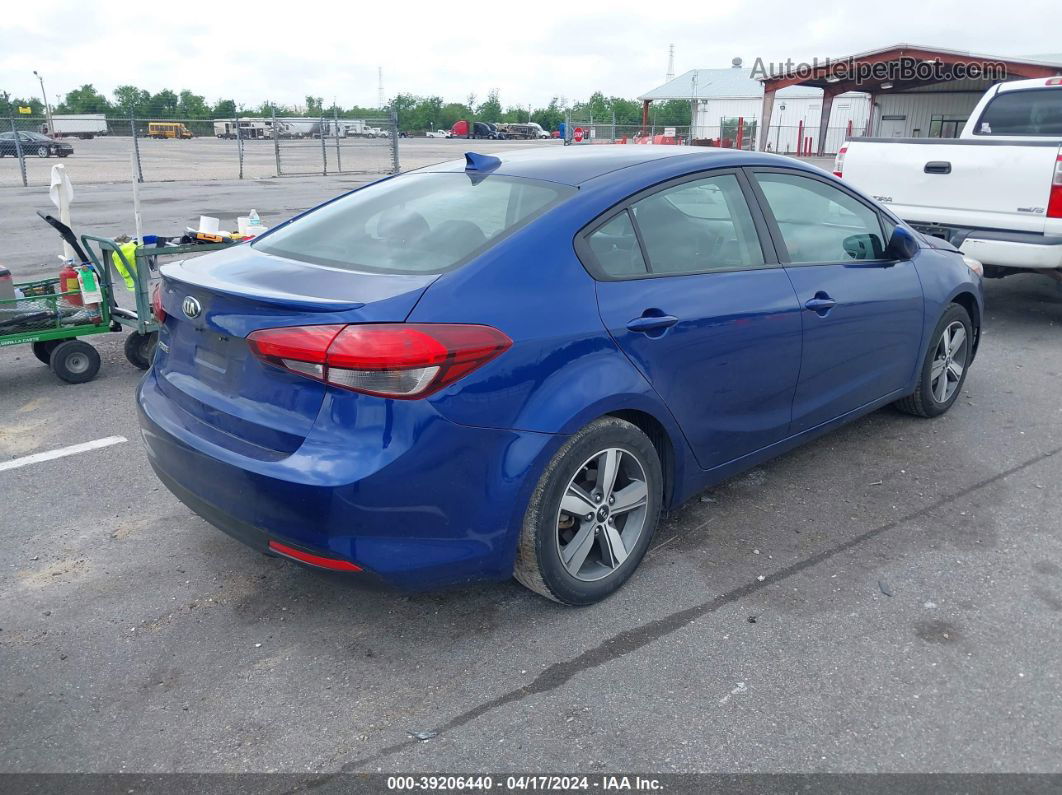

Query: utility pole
[
  {"left": 377, "top": 67, "right": 385, "bottom": 110},
  {"left": 33, "top": 70, "right": 54, "bottom": 136}
]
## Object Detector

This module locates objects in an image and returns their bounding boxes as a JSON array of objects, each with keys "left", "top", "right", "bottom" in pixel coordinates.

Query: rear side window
[
  {"left": 754, "top": 172, "right": 885, "bottom": 264},
  {"left": 630, "top": 174, "right": 764, "bottom": 274},
  {"left": 254, "top": 173, "right": 573, "bottom": 274},
  {"left": 974, "top": 88, "right": 1062, "bottom": 136},
  {"left": 587, "top": 211, "right": 647, "bottom": 277}
]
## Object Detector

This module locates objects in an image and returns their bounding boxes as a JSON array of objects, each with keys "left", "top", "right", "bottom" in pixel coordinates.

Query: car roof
[{"left": 417, "top": 145, "right": 805, "bottom": 186}]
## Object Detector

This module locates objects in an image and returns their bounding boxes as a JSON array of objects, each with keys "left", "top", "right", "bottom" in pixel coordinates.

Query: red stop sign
[{"left": 573, "top": 127, "right": 584, "bottom": 142}]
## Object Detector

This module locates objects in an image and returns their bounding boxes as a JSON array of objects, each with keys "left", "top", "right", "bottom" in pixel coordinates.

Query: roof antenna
[{"left": 464, "top": 152, "right": 501, "bottom": 172}]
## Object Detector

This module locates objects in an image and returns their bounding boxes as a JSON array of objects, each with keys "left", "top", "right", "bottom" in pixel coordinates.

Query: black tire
[
  {"left": 36, "top": 145, "right": 50, "bottom": 158},
  {"left": 50, "top": 340, "right": 101, "bottom": 384},
  {"left": 124, "top": 331, "right": 158, "bottom": 370},
  {"left": 31, "top": 339, "right": 62, "bottom": 365},
  {"left": 895, "top": 304, "right": 973, "bottom": 418},
  {"left": 514, "top": 417, "right": 662, "bottom": 605}
]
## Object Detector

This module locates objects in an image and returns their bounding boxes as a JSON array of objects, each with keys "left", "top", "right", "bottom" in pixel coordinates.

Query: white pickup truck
[{"left": 835, "top": 77, "right": 1062, "bottom": 279}]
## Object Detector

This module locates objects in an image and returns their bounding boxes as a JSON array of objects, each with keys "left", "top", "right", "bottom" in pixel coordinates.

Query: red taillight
[
  {"left": 268, "top": 540, "right": 362, "bottom": 572},
  {"left": 247, "top": 323, "right": 512, "bottom": 399},
  {"left": 1048, "top": 156, "right": 1062, "bottom": 219},
  {"left": 151, "top": 282, "right": 166, "bottom": 322},
  {"left": 1047, "top": 77, "right": 1062, "bottom": 86},
  {"left": 833, "top": 145, "right": 847, "bottom": 178}
]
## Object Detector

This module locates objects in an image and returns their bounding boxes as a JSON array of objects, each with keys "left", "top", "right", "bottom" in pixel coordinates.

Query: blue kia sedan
[{"left": 139, "top": 146, "right": 983, "bottom": 605}]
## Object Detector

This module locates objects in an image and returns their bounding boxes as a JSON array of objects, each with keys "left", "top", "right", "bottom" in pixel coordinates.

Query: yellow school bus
[{"left": 147, "top": 122, "right": 193, "bottom": 139}]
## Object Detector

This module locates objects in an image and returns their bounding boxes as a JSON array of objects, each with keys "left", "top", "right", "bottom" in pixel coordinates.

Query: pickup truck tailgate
[{"left": 843, "top": 139, "right": 1061, "bottom": 234}]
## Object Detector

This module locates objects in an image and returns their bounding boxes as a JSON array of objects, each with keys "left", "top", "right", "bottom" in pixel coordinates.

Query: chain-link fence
[
  {"left": 558, "top": 111, "right": 854, "bottom": 156},
  {"left": 1, "top": 112, "right": 400, "bottom": 188}
]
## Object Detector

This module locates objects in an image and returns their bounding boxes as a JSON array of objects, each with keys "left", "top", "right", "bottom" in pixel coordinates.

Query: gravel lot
[{"left": 1, "top": 265, "right": 1061, "bottom": 774}]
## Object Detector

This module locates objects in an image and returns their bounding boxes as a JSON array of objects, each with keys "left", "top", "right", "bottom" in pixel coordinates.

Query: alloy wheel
[
  {"left": 930, "top": 320, "right": 968, "bottom": 403},
  {"left": 555, "top": 447, "right": 649, "bottom": 582}
]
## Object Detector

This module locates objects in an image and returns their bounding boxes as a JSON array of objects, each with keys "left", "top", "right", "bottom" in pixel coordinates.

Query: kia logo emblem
[{"left": 182, "top": 296, "right": 202, "bottom": 319}]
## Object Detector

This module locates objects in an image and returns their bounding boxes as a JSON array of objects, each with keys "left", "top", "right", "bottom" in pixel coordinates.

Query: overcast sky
[{"left": 3, "top": 0, "right": 1061, "bottom": 111}]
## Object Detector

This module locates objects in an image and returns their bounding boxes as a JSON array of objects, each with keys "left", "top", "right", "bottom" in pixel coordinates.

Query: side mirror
[
  {"left": 885, "top": 226, "right": 920, "bottom": 261},
  {"left": 843, "top": 233, "right": 885, "bottom": 260}
]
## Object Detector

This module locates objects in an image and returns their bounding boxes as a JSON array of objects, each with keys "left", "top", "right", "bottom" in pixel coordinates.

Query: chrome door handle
[{"left": 626, "top": 314, "right": 679, "bottom": 333}]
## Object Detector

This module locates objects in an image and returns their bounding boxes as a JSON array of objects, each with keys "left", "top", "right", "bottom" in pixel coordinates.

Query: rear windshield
[
  {"left": 253, "top": 173, "right": 574, "bottom": 274},
  {"left": 974, "top": 88, "right": 1062, "bottom": 136}
]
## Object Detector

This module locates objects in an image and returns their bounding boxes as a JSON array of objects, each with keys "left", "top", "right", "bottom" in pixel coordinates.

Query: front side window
[
  {"left": 974, "top": 88, "right": 1062, "bottom": 136},
  {"left": 254, "top": 173, "right": 574, "bottom": 274},
  {"left": 754, "top": 172, "right": 885, "bottom": 264},
  {"left": 629, "top": 174, "right": 764, "bottom": 275}
]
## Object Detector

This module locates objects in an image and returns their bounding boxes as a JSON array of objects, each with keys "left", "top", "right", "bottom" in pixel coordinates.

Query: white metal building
[{"left": 639, "top": 61, "right": 870, "bottom": 153}]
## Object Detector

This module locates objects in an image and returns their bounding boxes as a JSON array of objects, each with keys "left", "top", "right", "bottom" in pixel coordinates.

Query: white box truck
[{"left": 44, "top": 114, "right": 108, "bottom": 139}]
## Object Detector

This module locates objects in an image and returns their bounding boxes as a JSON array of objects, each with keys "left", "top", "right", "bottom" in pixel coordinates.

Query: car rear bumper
[{"left": 137, "top": 370, "right": 561, "bottom": 590}]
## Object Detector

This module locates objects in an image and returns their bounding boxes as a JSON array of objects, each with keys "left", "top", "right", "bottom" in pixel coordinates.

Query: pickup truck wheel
[
  {"left": 895, "top": 304, "right": 972, "bottom": 418},
  {"left": 514, "top": 417, "right": 662, "bottom": 605}
]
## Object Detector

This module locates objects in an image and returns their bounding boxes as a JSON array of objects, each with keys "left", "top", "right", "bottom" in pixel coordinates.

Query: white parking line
[{"left": 0, "top": 436, "right": 128, "bottom": 473}]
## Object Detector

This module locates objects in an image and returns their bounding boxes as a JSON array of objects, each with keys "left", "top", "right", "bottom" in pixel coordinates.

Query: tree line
[{"left": 1, "top": 84, "right": 692, "bottom": 132}]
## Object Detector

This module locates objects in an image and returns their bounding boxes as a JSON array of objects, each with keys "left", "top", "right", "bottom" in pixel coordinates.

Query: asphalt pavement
[{"left": 1, "top": 271, "right": 1060, "bottom": 774}]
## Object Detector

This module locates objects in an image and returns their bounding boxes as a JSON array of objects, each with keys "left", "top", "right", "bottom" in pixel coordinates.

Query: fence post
[
  {"left": 389, "top": 107, "right": 400, "bottom": 175},
  {"left": 129, "top": 113, "right": 143, "bottom": 183},
  {"left": 236, "top": 115, "right": 244, "bottom": 180},
  {"left": 333, "top": 106, "right": 342, "bottom": 173},
  {"left": 320, "top": 114, "right": 328, "bottom": 176},
  {"left": 9, "top": 118, "right": 27, "bottom": 187},
  {"left": 272, "top": 107, "right": 281, "bottom": 177},
  {"left": 611, "top": 111, "right": 616, "bottom": 143}
]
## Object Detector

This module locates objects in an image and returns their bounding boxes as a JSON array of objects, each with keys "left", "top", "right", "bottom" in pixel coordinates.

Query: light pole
[{"left": 33, "top": 70, "right": 54, "bottom": 136}]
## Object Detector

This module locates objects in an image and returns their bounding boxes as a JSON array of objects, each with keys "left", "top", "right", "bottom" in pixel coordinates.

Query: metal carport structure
[{"left": 758, "top": 44, "right": 1062, "bottom": 154}]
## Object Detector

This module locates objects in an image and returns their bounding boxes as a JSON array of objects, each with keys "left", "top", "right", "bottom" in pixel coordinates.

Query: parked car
[
  {"left": 836, "top": 76, "right": 1062, "bottom": 280},
  {"left": 140, "top": 146, "right": 983, "bottom": 604},
  {"left": 0, "top": 131, "right": 73, "bottom": 158},
  {"left": 425, "top": 129, "right": 450, "bottom": 138}
]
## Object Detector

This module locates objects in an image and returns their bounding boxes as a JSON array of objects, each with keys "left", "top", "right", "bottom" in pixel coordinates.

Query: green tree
[
  {"left": 57, "top": 84, "right": 111, "bottom": 114},
  {"left": 476, "top": 89, "right": 502, "bottom": 122},
  {"left": 212, "top": 98, "right": 237, "bottom": 118},
  {"left": 0, "top": 91, "right": 44, "bottom": 117},
  {"left": 112, "top": 85, "right": 149, "bottom": 116},
  {"left": 439, "top": 102, "right": 469, "bottom": 130},
  {"left": 177, "top": 90, "right": 209, "bottom": 119},
  {"left": 531, "top": 98, "right": 565, "bottom": 132},
  {"left": 146, "top": 89, "right": 179, "bottom": 118},
  {"left": 304, "top": 96, "right": 325, "bottom": 116}
]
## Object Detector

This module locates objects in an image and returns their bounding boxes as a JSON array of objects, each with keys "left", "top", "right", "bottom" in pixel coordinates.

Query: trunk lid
[{"left": 153, "top": 244, "right": 437, "bottom": 457}]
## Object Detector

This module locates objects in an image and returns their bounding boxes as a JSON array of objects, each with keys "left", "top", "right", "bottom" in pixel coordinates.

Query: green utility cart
[
  {"left": 0, "top": 272, "right": 114, "bottom": 383},
  {"left": 0, "top": 213, "right": 237, "bottom": 384}
]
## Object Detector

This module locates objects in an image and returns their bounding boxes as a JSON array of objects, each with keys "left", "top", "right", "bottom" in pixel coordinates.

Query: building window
[{"left": 929, "top": 115, "right": 967, "bottom": 139}]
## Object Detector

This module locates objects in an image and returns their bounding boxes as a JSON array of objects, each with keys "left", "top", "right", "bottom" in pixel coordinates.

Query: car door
[
  {"left": 583, "top": 169, "right": 803, "bottom": 471},
  {"left": 748, "top": 169, "right": 924, "bottom": 433}
]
